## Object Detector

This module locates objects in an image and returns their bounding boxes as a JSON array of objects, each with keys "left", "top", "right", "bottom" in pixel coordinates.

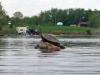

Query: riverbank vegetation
[
  {"left": 0, "top": 2, "right": 99, "bottom": 35},
  {"left": 35, "top": 25, "right": 94, "bottom": 34}
]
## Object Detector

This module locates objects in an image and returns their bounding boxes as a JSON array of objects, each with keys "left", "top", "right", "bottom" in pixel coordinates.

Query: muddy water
[{"left": 0, "top": 37, "right": 100, "bottom": 75}]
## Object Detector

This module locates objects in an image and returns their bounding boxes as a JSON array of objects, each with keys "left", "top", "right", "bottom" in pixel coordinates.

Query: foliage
[
  {"left": 88, "top": 10, "right": 100, "bottom": 28},
  {"left": 0, "top": 2, "right": 9, "bottom": 31},
  {"left": 34, "top": 25, "right": 94, "bottom": 34},
  {"left": 0, "top": 2, "right": 99, "bottom": 34},
  {"left": 11, "top": 8, "right": 95, "bottom": 28},
  {"left": 13, "top": 11, "right": 23, "bottom": 19}
]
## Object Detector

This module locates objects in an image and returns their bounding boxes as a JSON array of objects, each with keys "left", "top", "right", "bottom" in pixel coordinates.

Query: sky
[{"left": 1, "top": 0, "right": 100, "bottom": 17}]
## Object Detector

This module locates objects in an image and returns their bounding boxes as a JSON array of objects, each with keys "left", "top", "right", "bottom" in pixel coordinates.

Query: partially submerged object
[
  {"left": 35, "top": 41, "right": 60, "bottom": 53},
  {"left": 41, "top": 34, "right": 60, "bottom": 46},
  {"left": 35, "top": 34, "right": 65, "bottom": 53}
]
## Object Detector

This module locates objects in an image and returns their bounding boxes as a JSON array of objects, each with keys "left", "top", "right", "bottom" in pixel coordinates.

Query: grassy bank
[
  {"left": 0, "top": 26, "right": 17, "bottom": 35},
  {"left": 0, "top": 25, "right": 95, "bottom": 35},
  {"left": 36, "top": 25, "right": 95, "bottom": 34}
]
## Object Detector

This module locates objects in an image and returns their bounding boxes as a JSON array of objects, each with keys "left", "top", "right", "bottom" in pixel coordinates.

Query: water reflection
[{"left": 0, "top": 37, "right": 100, "bottom": 75}]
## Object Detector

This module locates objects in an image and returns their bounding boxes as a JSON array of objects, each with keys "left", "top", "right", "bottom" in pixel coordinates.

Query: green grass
[
  {"left": 1, "top": 26, "right": 17, "bottom": 34},
  {"left": 35, "top": 25, "right": 95, "bottom": 34},
  {"left": 1, "top": 25, "right": 95, "bottom": 35}
]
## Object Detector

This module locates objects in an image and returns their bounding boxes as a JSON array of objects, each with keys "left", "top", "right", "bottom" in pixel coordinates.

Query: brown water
[{"left": 0, "top": 37, "right": 100, "bottom": 75}]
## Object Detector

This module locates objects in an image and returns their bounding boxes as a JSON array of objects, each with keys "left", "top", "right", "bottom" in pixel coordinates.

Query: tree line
[
  {"left": 11, "top": 8, "right": 100, "bottom": 28},
  {"left": 0, "top": 2, "right": 100, "bottom": 31}
]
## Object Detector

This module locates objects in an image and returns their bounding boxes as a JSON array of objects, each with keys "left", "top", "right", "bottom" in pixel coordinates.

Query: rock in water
[
  {"left": 36, "top": 41, "right": 60, "bottom": 53},
  {"left": 41, "top": 34, "right": 60, "bottom": 47},
  {"left": 35, "top": 34, "right": 65, "bottom": 53}
]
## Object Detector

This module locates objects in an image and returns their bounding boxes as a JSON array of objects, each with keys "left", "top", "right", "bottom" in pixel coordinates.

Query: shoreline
[
  {"left": 0, "top": 32, "right": 100, "bottom": 38},
  {"left": 1, "top": 35, "right": 100, "bottom": 39}
]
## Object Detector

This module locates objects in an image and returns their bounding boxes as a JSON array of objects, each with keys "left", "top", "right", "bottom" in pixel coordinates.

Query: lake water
[{"left": 0, "top": 37, "right": 100, "bottom": 75}]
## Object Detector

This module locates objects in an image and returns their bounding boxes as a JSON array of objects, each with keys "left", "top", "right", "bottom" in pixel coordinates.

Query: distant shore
[{"left": 1, "top": 33, "right": 100, "bottom": 38}]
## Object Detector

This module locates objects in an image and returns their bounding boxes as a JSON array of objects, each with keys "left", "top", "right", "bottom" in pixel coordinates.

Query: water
[{"left": 0, "top": 37, "right": 100, "bottom": 75}]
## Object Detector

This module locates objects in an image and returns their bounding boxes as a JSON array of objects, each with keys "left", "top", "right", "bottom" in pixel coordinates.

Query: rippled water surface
[{"left": 0, "top": 37, "right": 100, "bottom": 75}]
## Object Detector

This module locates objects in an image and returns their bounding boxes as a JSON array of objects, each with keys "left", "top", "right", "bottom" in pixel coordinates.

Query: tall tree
[
  {"left": 88, "top": 11, "right": 100, "bottom": 28},
  {"left": 13, "top": 11, "right": 24, "bottom": 26},
  {"left": 13, "top": 11, "right": 23, "bottom": 19},
  {"left": 0, "top": 2, "right": 9, "bottom": 30}
]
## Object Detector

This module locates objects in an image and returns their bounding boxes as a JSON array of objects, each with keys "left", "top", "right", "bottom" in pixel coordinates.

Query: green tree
[
  {"left": 88, "top": 11, "right": 100, "bottom": 28},
  {"left": 0, "top": 2, "right": 9, "bottom": 31},
  {"left": 12, "top": 11, "right": 24, "bottom": 26},
  {"left": 13, "top": 11, "right": 23, "bottom": 19}
]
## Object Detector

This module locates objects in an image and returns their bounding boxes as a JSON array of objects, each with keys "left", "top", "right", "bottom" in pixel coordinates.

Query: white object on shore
[
  {"left": 57, "top": 22, "right": 63, "bottom": 26},
  {"left": 16, "top": 27, "right": 28, "bottom": 34}
]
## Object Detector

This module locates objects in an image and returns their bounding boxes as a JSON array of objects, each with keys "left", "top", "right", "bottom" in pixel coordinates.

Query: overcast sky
[{"left": 1, "top": 0, "right": 100, "bottom": 17}]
